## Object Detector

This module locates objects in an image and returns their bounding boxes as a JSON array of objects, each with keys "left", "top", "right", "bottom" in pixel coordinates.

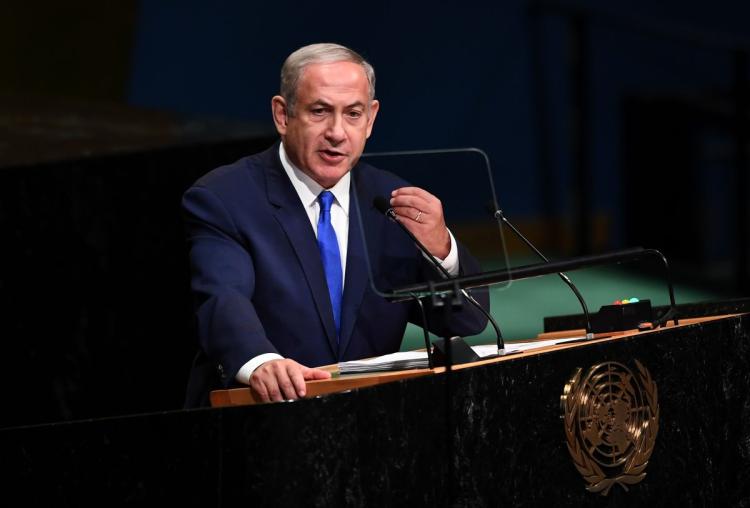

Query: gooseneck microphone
[
  {"left": 373, "top": 196, "right": 505, "bottom": 354},
  {"left": 492, "top": 207, "right": 593, "bottom": 337}
]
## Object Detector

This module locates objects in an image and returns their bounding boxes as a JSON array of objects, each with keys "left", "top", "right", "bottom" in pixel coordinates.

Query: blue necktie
[{"left": 317, "top": 191, "right": 343, "bottom": 339}]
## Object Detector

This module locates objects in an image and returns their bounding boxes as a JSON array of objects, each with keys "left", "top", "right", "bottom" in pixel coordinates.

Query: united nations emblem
[{"left": 561, "top": 360, "right": 659, "bottom": 495}]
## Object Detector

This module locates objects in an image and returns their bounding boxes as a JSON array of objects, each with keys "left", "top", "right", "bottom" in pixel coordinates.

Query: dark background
[{"left": 1, "top": 0, "right": 748, "bottom": 427}]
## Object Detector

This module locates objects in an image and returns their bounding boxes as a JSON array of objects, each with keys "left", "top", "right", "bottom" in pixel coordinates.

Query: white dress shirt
[{"left": 235, "top": 143, "right": 459, "bottom": 383}]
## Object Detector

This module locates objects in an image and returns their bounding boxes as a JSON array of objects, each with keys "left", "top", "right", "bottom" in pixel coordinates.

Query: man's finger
[
  {"left": 392, "top": 206, "right": 428, "bottom": 222},
  {"left": 303, "top": 367, "right": 333, "bottom": 380},
  {"left": 249, "top": 375, "right": 270, "bottom": 403},
  {"left": 287, "top": 363, "right": 308, "bottom": 398},
  {"left": 273, "top": 362, "right": 299, "bottom": 400},
  {"left": 392, "top": 187, "right": 433, "bottom": 200},
  {"left": 262, "top": 373, "right": 283, "bottom": 402},
  {"left": 390, "top": 195, "right": 429, "bottom": 211}
]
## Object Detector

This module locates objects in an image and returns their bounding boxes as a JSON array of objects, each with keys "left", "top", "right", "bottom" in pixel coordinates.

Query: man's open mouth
[{"left": 320, "top": 149, "right": 346, "bottom": 161}]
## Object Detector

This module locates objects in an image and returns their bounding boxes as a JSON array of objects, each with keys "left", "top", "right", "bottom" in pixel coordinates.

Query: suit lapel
[
  {"left": 338, "top": 173, "right": 380, "bottom": 358},
  {"left": 263, "top": 155, "right": 339, "bottom": 358}
]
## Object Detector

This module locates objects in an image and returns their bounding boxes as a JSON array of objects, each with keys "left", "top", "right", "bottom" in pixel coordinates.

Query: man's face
[{"left": 272, "top": 61, "right": 379, "bottom": 188}]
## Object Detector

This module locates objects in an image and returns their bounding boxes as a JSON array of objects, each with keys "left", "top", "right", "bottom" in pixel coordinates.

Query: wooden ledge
[{"left": 210, "top": 313, "right": 741, "bottom": 407}]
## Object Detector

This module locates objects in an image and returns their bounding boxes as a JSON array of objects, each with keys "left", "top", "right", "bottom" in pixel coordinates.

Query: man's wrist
[
  {"left": 433, "top": 229, "right": 460, "bottom": 276},
  {"left": 236, "top": 353, "right": 284, "bottom": 384}
]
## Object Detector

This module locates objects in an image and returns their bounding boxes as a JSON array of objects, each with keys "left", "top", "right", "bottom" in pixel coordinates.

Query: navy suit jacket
[{"left": 182, "top": 143, "right": 489, "bottom": 406}]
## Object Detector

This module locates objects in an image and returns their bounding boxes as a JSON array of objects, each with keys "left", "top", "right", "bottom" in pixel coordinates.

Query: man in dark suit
[{"left": 183, "top": 43, "right": 488, "bottom": 406}]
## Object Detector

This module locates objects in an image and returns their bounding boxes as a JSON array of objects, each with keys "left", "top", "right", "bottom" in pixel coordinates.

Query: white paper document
[{"left": 338, "top": 336, "right": 588, "bottom": 374}]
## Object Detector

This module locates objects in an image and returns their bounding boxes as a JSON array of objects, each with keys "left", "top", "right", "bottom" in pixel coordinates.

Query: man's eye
[
  {"left": 348, "top": 111, "right": 363, "bottom": 119},
  {"left": 311, "top": 108, "right": 326, "bottom": 116}
]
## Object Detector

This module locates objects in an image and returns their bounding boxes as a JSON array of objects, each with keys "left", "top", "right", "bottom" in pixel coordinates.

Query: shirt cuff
[
  {"left": 424, "top": 229, "right": 460, "bottom": 276},
  {"left": 235, "top": 353, "right": 284, "bottom": 385}
]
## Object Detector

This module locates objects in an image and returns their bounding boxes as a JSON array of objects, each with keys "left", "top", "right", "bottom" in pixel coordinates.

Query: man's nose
[{"left": 324, "top": 114, "right": 346, "bottom": 144}]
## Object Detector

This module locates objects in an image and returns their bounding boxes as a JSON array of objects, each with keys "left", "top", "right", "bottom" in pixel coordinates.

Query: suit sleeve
[{"left": 182, "top": 185, "right": 279, "bottom": 386}]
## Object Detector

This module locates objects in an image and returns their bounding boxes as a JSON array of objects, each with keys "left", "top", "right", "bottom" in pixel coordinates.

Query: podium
[{"left": 2, "top": 301, "right": 749, "bottom": 506}]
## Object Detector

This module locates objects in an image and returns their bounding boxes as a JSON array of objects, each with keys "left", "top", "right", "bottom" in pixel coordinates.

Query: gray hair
[{"left": 280, "top": 43, "right": 376, "bottom": 116}]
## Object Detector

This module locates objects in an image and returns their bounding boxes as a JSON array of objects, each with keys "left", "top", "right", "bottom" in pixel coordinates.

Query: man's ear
[
  {"left": 365, "top": 100, "right": 380, "bottom": 139},
  {"left": 271, "top": 96, "right": 288, "bottom": 135}
]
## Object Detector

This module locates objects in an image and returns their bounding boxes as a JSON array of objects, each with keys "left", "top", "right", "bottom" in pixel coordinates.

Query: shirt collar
[{"left": 279, "top": 142, "right": 350, "bottom": 214}]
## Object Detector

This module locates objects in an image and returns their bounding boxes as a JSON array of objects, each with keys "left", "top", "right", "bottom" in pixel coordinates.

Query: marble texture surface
[
  {"left": 1, "top": 313, "right": 748, "bottom": 506},
  {"left": 0, "top": 134, "right": 276, "bottom": 428}
]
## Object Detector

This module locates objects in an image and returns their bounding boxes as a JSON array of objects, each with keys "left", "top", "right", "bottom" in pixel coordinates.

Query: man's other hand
[
  {"left": 249, "top": 359, "right": 332, "bottom": 403},
  {"left": 390, "top": 187, "right": 451, "bottom": 259}
]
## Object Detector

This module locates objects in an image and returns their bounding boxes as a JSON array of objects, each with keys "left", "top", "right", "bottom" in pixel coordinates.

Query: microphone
[
  {"left": 373, "top": 196, "right": 505, "bottom": 355},
  {"left": 492, "top": 207, "right": 593, "bottom": 337}
]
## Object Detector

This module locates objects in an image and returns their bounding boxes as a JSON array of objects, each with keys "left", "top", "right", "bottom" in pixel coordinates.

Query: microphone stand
[
  {"left": 493, "top": 208, "right": 594, "bottom": 338},
  {"left": 375, "top": 197, "right": 506, "bottom": 361},
  {"left": 410, "top": 293, "right": 434, "bottom": 369},
  {"left": 386, "top": 247, "right": 680, "bottom": 330}
]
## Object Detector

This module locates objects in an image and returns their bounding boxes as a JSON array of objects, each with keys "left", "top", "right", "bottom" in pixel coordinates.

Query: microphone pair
[{"left": 373, "top": 196, "right": 505, "bottom": 356}]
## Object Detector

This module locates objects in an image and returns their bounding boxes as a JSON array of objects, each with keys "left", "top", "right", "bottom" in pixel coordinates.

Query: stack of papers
[
  {"left": 337, "top": 351, "right": 430, "bottom": 374},
  {"left": 338, "top": 336, "right": 588, "bottom": 374}
]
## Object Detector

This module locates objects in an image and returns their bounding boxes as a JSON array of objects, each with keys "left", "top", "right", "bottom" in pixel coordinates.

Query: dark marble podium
[
  {"left": 0, "top": 103, "right": 277, "bottom": 427},
  {"left": 2, "top": 310, "right": 749, "bottom": 506}
]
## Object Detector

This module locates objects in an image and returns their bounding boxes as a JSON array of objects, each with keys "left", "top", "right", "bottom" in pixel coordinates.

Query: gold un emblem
[{"left": 561, "top": 360, "right": 659, "bottom": 495}]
